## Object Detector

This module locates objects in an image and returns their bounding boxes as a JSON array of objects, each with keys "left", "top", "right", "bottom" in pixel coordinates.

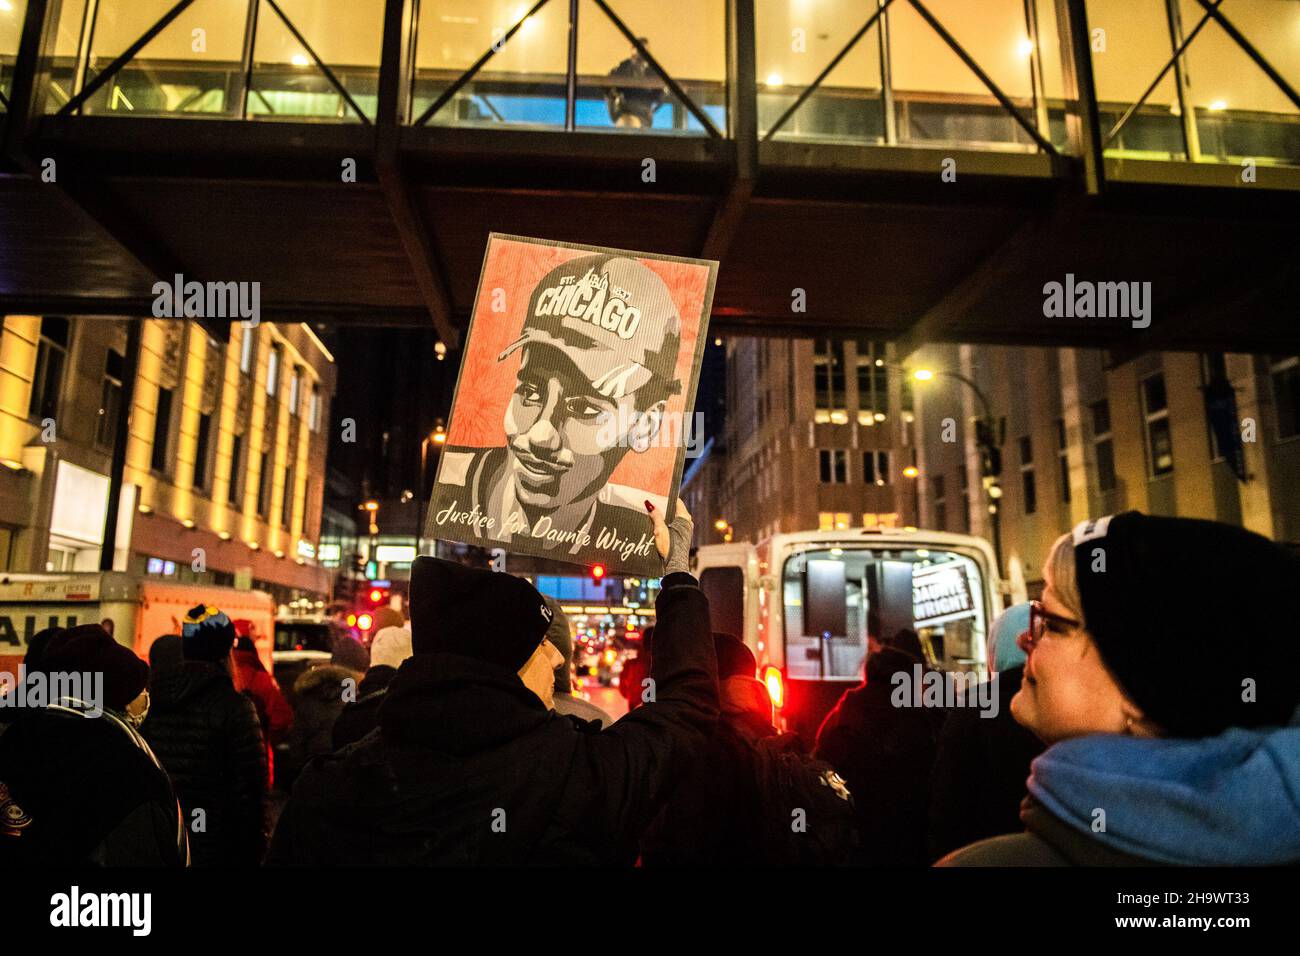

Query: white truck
[
  {"left": 693, "top": 528, "right": 1012, "bottom": 739},
  {"left": 0, "top": 572, "right": 275, "bottom": 676}
]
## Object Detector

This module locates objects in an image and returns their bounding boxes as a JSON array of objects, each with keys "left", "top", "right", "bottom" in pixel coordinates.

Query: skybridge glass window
[
  {"left": 0, "top": 0, "right": 27, "bottom": 108},
  {"left": 757, "top": 0, "right": 1063, "bottom": 151},
  {"left": 54, "top": 0, "right": 384, "bottom": 121},
  {"left": 1090, "top": 0, "right": 1300, "bottom": 166},
  {"left": 410, "top": 0, "right": 725, "bottom": 133}
]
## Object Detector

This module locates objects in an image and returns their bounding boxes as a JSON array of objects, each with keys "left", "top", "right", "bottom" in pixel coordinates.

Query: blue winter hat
[
  {"left": 988, "top": 601, "right": 1030, "bottom": 675},
  {"left": 181, "top": 604, "right": 236, "bottom": 663}
]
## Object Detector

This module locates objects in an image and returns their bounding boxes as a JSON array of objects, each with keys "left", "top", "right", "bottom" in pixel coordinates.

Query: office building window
[
  {"left": 96, "top": 348, "right": 125, "bottom": 448},
  {"left": 819, "top": 449, "right": 847, "bottom": 483},
  {"left": 1019, "top": 435, "right": 1037, "bottom": 515},
  {"left": 228, "top": 434, "right": 244, "bottom": 506},
  {"left": 1056, "top": 418, "right": 1071, "bottom": 503},
  {"left": 813, "top": 339, "right": 847, "bottom": 424},
  {"left": 862, "top": 450, "right": 891, "bottom": 485},
  {"left": 933, "top": 473, "right": 947, "bottom": 528},
  {"left": 1270, "top": 355, "right": 1299, "bottom": 440},
  {"left": 193, "top": 412, "right": 212, "bottom": 491},
  {"left": 256, "top": 451, "right": 270, "bottom": 516},
  {"left": 818, "top": 511, "right": 852, "bottom": 531},
  {"left": 151, "top": 388, "right": 173, "bottom": 473},
  {"left": 855, "top": 339, "right": 889, "bottom": 425},
  {"left": 28, "top": 317, "right": 69, "bottom": 422},
  {"left": 289, "top": 367, "right": 301, "bottom": 416},
  {"left": 281, "top": 467, "right": 294, "bottom": 527},
  {"left": 309, "top": 385, "right": 321, "bottom": 433},
  {"left": 266, "top": 344, "right": 281, "bottom": 397},
  {"left": 1091, "top": 399, "right": 1117, "bottom": 493},
  {"left": 240, "top": 327, "right": 256, "bottom": 374},
  {"left": 1142, "top": 373, "right": 1174, "bottom": 476}
]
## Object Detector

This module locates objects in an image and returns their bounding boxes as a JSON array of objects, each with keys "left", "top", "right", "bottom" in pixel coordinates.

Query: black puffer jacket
[
  {"left": 141, "top": 661, "right": 268, "bottom": 866},
  {"left": 267, "top": 572, "right": 717, "bottom": 866}
]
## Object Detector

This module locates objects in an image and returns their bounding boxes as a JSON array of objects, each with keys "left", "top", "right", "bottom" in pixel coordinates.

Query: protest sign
[{"left": 426, "top": 234, "right": 717, "bottom": 575}]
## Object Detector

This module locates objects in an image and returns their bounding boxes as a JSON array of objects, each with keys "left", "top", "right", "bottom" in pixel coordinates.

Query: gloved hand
[{"left": 646, "top": 499, "right": 694, "bottom": 577}]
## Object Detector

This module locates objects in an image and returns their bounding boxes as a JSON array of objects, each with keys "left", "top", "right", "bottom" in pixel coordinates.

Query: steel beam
[
  {"left": 377, "top": 0, "right": 458, "bottom": 347},
  {"left": 701, "top": 0, "right": 756, "bottom": 263},
  {"left": 1053, "top": 0, "right": 1105, "bottom": 194}
]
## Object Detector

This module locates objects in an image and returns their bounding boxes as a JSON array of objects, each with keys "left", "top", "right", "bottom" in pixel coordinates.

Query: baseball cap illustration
[{"left": 498, "top": 254, "right": 682, "bottom": 401}]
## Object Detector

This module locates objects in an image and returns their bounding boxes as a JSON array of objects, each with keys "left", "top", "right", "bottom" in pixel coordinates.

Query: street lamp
[{"left": 360, "top": 499, "right": 379, "bottom": 536}]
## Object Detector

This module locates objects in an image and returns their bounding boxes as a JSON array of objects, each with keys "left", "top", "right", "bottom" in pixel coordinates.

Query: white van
[
  {"left": 693, "top": 528, "right": 1009, "bottom": 739},
  {"left": 0, "top": 572, "right": 275, "bottom": 676}
]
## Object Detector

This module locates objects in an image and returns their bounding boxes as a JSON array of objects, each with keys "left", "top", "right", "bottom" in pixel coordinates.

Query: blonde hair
[{"left": 1043, "top": 531, "right": 1085, "bottom": 625}]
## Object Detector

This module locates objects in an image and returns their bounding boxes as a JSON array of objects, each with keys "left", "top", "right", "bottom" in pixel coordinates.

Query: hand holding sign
[{"left": 646, "top": 498, "right": 693, "bottom": 576}]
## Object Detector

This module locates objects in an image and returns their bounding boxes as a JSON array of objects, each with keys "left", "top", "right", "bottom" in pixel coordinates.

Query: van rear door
[{"left": 692, "top": 543, "right": 757, "bottom": 645}]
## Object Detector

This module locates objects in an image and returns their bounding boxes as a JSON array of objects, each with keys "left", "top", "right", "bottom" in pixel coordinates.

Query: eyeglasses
[{"left": 1024, "top": 599, "right": 1082, "bottom": 653}]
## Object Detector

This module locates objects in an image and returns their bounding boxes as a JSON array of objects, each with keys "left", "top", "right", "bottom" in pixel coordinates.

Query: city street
[{"left": 1, "top": 0, "right": 1298, "bottom": 933}]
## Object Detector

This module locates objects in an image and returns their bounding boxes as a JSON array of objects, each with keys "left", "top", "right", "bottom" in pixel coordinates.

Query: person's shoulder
[{"left": 935, "top": 831, "right": 1070, "bottom": 867}]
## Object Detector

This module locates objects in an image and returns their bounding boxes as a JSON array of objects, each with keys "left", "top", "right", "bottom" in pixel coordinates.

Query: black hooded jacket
[
  {"left": 141, "top": 661, "right": 268, "bottom": 866},
  {"left": 0, "top": 706, "right": 186, "bottom": 866},
  {"left": 928, "top": 665, "right": 1044, "bottom": 860},
  {"left": 814, "top": 647, "right": 944, "bottom": 866},
  {"left": 266, "top": 572, "right": 717, "bottom": 865}
]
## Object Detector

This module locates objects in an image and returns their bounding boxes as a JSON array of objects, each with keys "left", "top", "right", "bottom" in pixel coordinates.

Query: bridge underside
[{"left": 2, "top": 121, "right": 1298, "bottom": 356}]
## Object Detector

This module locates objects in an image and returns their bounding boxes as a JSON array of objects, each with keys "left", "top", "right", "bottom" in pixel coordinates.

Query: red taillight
[
  {"left": 357, "top": 613, "right": 374, "bottom": 631},
  {"left": 346, "top": 613, "right": 357, "bottom": 627},
  {"left": 369, "top": 588, "right": 383, "bottom": 604},
  {"left": 762, "top": 665, "right": 784, "bottom": 709}
]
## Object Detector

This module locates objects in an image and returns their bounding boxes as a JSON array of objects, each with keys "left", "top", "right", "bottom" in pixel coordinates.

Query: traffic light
[
  {"left": 975, "top": 419, "right": 1003, "bottom": 478},
  {"left": 590, "top": 563, "right": 606, "bottom": 582}
]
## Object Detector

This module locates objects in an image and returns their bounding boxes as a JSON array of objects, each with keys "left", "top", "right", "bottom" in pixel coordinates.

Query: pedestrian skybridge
[{"left": 2, "top": 0, "right": 1298, "bottom": 355}]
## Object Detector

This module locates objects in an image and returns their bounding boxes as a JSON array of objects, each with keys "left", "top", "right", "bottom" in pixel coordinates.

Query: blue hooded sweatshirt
[{"left": 1028, "top": 719, "right": 1300, "bottom": 865}]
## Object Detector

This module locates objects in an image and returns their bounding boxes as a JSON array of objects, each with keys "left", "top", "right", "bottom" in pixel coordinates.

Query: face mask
[{"left": 518, "top": 640, "right": 564, "bottom": 710}]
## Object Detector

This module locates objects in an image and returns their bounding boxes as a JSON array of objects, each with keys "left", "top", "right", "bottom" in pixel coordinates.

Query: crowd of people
[{"left": 2, "top": 505, "right": 1299, "bottom": 867}]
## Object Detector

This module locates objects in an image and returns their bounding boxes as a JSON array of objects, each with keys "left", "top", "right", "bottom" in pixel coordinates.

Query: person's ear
[
  {"left": 629, "top": 400, "right": 667, "bottom": 452},
  {"left": 1120, "top": 699, "right": 1159, "bottom": 737}
]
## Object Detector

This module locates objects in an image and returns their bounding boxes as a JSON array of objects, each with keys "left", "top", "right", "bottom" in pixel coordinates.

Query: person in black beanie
[
  {"left": 142, "top": 606, "right": 269, "bottom": 866},
  {"left": 941, "top": 512, "right": 1300, "bottom": 866},
  {"left": 267, "top": 500, "right": 718, "bottom": 866},
  {"left": 0, "top": 625, "right": 187, "bottom": 865}
]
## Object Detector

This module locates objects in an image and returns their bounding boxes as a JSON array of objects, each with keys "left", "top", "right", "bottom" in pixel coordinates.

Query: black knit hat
[
  {"left": 1072, "top": 512, "right": 1300, "bottom": 737},
  {"left": 713, "top": 633, "right": 756, "bottom": 681},
  {"left": 409, "top": 556, "right": 554, "bottom": 672},
  {"left": 41, "top": 624, "right": 149, "bottom": 712}
]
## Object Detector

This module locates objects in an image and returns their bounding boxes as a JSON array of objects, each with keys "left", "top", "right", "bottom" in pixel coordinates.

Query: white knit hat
[{"left": 369, "top": 625, "right": 413, "bottom": 670}]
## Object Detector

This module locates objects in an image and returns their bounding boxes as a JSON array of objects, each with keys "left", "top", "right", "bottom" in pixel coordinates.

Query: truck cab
[{"left": 694, "top": 528, "right": 1008, "bottom": 740}]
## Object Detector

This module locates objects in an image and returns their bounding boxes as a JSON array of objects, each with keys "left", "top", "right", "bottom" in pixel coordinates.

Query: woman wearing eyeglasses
[{"left": 939, "top": 511, "right": 1300, "bottom": 866}]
